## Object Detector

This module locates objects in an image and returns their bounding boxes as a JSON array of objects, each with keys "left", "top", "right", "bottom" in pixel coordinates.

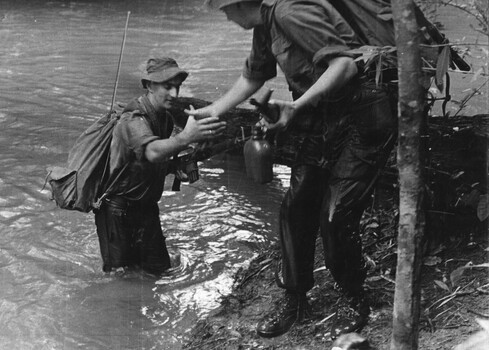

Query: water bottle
[{"left": 244, "top": 126, "right": 273, "bottom": 184}]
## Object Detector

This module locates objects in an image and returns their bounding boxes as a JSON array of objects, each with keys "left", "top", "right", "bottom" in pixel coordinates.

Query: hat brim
[{"left": 141, "top": 67, "right": 189, "bottom": 88}]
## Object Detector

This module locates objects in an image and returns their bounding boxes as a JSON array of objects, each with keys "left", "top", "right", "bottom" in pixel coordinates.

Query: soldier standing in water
[{"left": 95, "top": 57, "right": 226, "bottom": 275}]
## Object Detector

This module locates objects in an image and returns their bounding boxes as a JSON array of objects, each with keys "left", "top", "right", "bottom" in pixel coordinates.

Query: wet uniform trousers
[
  {"left": 94, "top": 195, "right": 171, "bottom": 274},
  {"left": 277, "top": 82, "right": 397, "bottom": 296}
]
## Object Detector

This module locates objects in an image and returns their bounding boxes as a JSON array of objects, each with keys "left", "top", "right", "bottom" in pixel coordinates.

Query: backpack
[
  {"left": 330, "top": 0, "right": 470, "bottom": 84},
  {"left": 45, "top": 110, "right": 126, "bottom": 213},
  {"left": 45, "top": 97, "right": 183, "bottom": 213},
  {"left": 330, "top": 0, "right": 395, "bottom": 47}
]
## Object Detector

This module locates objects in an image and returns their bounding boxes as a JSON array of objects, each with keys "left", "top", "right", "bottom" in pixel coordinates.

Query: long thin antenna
[{"left": 110, "top": 11, "right": 131, "bottom": 112}]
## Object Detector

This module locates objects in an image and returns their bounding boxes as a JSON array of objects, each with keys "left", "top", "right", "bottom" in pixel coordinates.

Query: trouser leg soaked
[
  {"left": 94, "top": 197, "right": 171, "bottom": 274},
  {"left": 278, "top": 83, "right": 396, "bottom": 296},
  {"left": 320, "top": 130, "right": 392, "bottom": 294},
  {"left": 278, "top": 133, "right": 395, "bottom": 294},
  {"left": 278, "top": 164, "right": 326, "bottom": 293}
]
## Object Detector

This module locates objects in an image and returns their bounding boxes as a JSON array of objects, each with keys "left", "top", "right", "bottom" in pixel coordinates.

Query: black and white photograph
[{"left": 0, "top": 0, "right": 488, "bottom": 349}]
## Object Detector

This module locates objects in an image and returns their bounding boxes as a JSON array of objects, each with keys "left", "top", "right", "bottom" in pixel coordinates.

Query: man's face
[
  {"left": 222, "top": 2, "right": 257, "bottom": 29},
  {"left": 148, "top": 78, "right": 181, "bottom": 110}
]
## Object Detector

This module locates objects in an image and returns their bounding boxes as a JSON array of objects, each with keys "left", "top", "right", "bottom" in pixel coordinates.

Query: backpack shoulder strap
[
  {"left": 330, "top": 0, "right": 369, "bottom": 45},
  {"left": 92, "top": 161, "right": 130, "bottom": 210},
  {"left": 329, "top": 0, "right": 396, "bottom": 47}
]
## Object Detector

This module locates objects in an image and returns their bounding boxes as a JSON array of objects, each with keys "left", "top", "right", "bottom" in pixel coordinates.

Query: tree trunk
[{"left": 390, "top": 1, "right": 427, "bottom": 350}]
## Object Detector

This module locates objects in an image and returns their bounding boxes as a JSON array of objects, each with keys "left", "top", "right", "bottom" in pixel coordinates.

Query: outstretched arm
[
  {"left": 265, "top": 56, "right": 358, "bottom": 132},
  {"left": 145, "top": 114, "right": 226, "bottom": 163},
  {"left": 186, "top": 75, "right": 265, "bottom": 119}
]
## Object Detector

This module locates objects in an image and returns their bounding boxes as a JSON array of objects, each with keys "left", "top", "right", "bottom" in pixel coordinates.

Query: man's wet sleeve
[{"left": 118, "top": 113, "right": 159, "bottom": 161}]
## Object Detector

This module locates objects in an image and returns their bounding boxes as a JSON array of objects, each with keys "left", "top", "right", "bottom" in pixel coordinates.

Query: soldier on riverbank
[{"left": 187, "top": 0, "right": 397, "bottom": 339}]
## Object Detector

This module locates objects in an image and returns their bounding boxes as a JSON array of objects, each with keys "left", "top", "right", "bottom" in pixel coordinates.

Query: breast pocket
[{"left": 271, "top": 36, "right": 314, "bottom": 90}]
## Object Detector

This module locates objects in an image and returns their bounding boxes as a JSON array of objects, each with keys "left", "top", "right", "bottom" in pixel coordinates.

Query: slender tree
[{"left": 390, "top": 1, "right": 428, "bottom": 349}]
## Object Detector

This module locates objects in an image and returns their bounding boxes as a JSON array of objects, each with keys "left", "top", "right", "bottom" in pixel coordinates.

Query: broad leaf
[
  {"left": 434, "top": 280, "right": 450, "bottom": 291},
  {"left": 450, "top": 261, "right": 473, "bottom": 286},
  {"left": 435, "top": 46, "right": 450, "bottom": 92},
  {"left": 378, "top": 13, "right": 393, "bottom": 21},
  {"left": 477, "top": 194, "right": 488, "bottom": 221},
  {"left": 378, "top": 7, "right": 393, "bottom": 21},
  {"left": 424, "top": 256, "right": 442, "bottom": 266},
  {"left": 450, "top": 265, "right": 467, "bottom": 286}
]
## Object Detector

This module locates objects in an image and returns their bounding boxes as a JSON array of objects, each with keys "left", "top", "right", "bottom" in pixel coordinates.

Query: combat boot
[
  {"left": 256, "top": 292, "right": 310, "bottom": 338},
  {"left": 330, "top": 291, "right": 370, "bottom": 340}
]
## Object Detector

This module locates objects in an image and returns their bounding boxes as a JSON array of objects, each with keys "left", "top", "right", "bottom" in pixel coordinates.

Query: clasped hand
[
  {"left": 257, "top": 99, "right": 297, "bottom": 133},
  {"left": 181, "top": 105, "right": 227, "bottom": 143}
]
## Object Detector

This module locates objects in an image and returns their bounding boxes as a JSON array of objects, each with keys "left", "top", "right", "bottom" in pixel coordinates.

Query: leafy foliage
[{"left": 351, "top": 43, "right": 451, "bottom": 90}]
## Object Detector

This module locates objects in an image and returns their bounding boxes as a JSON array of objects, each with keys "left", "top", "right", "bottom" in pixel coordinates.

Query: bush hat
[
  {"left": 141, "top": 57, "right": 189, "bottom": 89},
  {"left": 206, "top": 0, "right": 261, "bottom": 10}
]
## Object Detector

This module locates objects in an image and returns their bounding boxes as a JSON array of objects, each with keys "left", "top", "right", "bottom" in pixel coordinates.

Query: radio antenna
[{"left": 110, "top": 11, "right": 130, "bottom": 112}]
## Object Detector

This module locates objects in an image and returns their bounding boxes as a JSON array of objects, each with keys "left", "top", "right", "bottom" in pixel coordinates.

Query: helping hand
[
  {"left": 181, "top": 105, "right": 227, "bottom": 143},
  {"left": 258, "top": 99, "right": 297, "bottom": 132},
  {"left": 184, "top": 104, "right": 219, "bottom": 120}
]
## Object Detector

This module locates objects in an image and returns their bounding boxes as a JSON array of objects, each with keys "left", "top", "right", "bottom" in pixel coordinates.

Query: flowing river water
[{"left": 0, "top": 1, "right": 291, "bottom": 349}]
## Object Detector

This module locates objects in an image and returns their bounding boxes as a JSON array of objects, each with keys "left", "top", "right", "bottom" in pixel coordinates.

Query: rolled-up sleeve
[
  {"left": 242, "top": 26, "right": 277, "bottom": 81},
  {"left": 118, "top": 113, "right": 159, "bottom": 161}
]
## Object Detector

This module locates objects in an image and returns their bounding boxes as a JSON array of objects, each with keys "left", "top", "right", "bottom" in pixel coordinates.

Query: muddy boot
[
  {"left": 331, "top": 291, "right": 370, "bottom": 340},
  {"left": 256, "top": 292, "right": 310, "bottom": 338}
]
